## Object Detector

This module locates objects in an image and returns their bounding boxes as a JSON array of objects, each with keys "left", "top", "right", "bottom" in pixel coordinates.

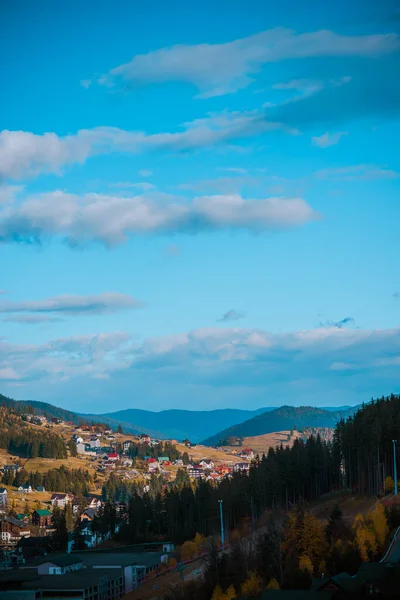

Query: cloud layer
[
  {"left": 0, "top": 293, "right": 143, "bottom": 315},
  {"left": 97, "top": 28, "right": 399, "bottom": 97},
  {"left": 1, "top": 325, "right": 399, "bottom": 410},
  {"left": 0, "top": 190, "right": 317, "bottom": 246},
  {"left": 0, "top": 112, "right": 272, "bottom": 181}
]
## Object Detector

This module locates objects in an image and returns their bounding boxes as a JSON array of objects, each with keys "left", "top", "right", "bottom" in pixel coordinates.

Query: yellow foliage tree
[
  {"left": 385, "top": 476, "right": 394, "bottom": 493},
  {"left": 353, "top": 513, "right": 377, "bottom": 561},
  {"left": 283, "top": 508, "right": 327, "bottom": 575},
  {"left": 267, "top": 578, "right": 280, "bottom": 589},
  {"left": 180, "top": 540, "right": 197, "bottom": 561},
  {"left": 168, "top": 557, "right": 177, "bottom": 569},
  {"left": 193, "top": 532, "right": 206, "bottom": 555},
  {"left": 211, "top": 585, "right": 225, "bottom": 600},
  {"left": 225, "top": 584, "right": 237, "bottom": 599},
  {"left": 240, "top": 571, "right": 263, "bottom": 598},
  {"left": 370, "top": 502, "right": 388, "bottom": 548},
  {"left": 299, "top": 554, "right": 313, "bottom": 575}
]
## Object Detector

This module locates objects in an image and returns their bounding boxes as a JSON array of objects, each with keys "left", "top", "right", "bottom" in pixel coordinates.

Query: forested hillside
[
  {"left": 203, "top": 405, "right": 358, "bottom": 446},
  {"left": 0, "top": 403, "right": 67, "bottom": 459},
  {"left": 335, "top": 393, "right": 400, "bottom": 496}
]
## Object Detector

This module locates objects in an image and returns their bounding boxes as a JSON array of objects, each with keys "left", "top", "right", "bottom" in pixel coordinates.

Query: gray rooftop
[
  {"left": 20, "top": 568, "right": 123, "bottom": 591},
  {"left": 75, "top": 551, "right": 162, "bottom": 569},
  {"left": 25, "top": 554, "right": 83, "bottom": 568}
]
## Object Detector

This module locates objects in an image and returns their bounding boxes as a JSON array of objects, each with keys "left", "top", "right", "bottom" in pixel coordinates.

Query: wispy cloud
[
  {"left": 0, "top": 185, "right": 24, "bottom": 205},
  {"left": 312, "top": 131, "right": 348, "bottom": 148},
  {"left": 218, "top": 309, "right": 246, "bottom": 322},
  {"left": 0, "top": 112, "right": 276, "bottom": 181},
  {"left": 138, "top": 169, "right": 153, "bottom": 177},
  {"left": 80, "top": 79, "right": 92, "bottom": 89},
  {"left": 319, "top": 317, "right": 355, "bottom": 329},
  {"left": 96, "top": 28, "right": 398, "bottom": 97},
  {"left": 3, "top": 315, "right": 63, "bottom": 324},
  {"left": 0, "top": 293, "right": 144, "bottom": 315},
  {"left": 0, "top": 190, "right": 318, "bottom": 247},
  {"left": 315, "top": 164, "right": 399, "bottom": 181}
]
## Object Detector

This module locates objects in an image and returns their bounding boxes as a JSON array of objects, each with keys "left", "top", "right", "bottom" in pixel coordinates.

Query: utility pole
[
  {"left": 218, "top": 499, "right": 225, "bottom": 551},
  {"left": 393, "top": 440, "right": 398, "bottom": 495}
]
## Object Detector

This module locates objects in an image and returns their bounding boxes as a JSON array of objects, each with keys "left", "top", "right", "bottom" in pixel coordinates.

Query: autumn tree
[{"left": 240, "top": 571, "right": 262, "bottom": 598}]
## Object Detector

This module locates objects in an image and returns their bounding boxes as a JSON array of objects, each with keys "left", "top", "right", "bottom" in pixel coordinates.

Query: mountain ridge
[{"left": 201, "top": 404, "right": 360, "bottom": 446}]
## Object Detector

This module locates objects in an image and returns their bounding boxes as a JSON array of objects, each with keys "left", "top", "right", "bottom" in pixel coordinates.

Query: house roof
[
  {"left": 34, "top": 509, "right": 51, "bottom": 517},
  {"left": 2, "top": 516, "right": 27, "bottom": 528},
  {"left": 0, "top": 487, "right": 7, "bottom": 493},
  {"left": 28, "top": 554, "right": 83, "bottom": 568},
  {"left": 21, "top": 568, "right": 123, "bottom": 591}
]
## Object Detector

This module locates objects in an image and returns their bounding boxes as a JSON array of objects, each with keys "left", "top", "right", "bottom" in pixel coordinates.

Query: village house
[
  {"left": 76, "top": 442, "right": 86, "bottom": 454},
  {"left": 0, "top": 516, "right": 30, "bottom": 546},
  {"left": 32, "top": 509, "right": 52, "bottom": 528},
  {"left": 199, "top": 460, "right": 214, "bottom": 470},
  {"left": 123, "top": 440, "right": 134, "bottom": 452},
  {"left": 18, "top": 484, "right": 32, "bottom": 493},
  {"left": 139, "top": 434, "right": 151, "bottom": 444},
  {"left": 73, "top": 434, "right": 84, "bottom": 444},
  {"left": 89, "top": 438, "right": 101, "bottom": 449},
  {"left": 187, "top": 464, "right": 204, "bottom": 479},
  {"left": 36, "top": 485, "right": 46, "bottom": 492},
  {"left": 0, "top": 487, "right": 8, "bottom": 511},
  {"left": 50, "top": 493, "right": 74, "bottom": 509},
  {"left": 2, "top": 464, "right": 19, "bottom": 473},
  {"left": 86, "top": 497, "right": 102, "bottom": 510},
  {"left": 108, "top": 452, "right": 119, "bottom": 461},
  {"left": 233, "top": 462, "right": 250, "bottom": 473},
  {"left": 16, "top": 513, "right": 30, "bottom": 524},
  {"left": 80, "top": 507, "right": 96, "bottom": 523}
]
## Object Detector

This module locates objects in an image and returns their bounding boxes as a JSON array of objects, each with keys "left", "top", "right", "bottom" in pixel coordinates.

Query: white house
[
  {"left": 0, "top": 487, "right": 8, "bottom": 511},
  {"left": 18, "top": 484, "right": 32, "bottom": 493},
  {"left": 51, "top": 493, "right": 74, "bottom": 508},
  {"left": 89, "top": 439, "right": 100, "bottom": 449},
  {"left": 76, "top": 442, "right": 86, "bottom": 454}
]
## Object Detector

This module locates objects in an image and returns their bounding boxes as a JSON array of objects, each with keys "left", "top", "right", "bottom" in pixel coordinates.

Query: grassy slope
[{"left": 202, "top": 405, "right": 359, "bottom": 446}]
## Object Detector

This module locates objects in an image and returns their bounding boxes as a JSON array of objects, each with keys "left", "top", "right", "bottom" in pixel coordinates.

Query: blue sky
[{"left": 0, "top": 0, "right": 399, "bottom": 413}]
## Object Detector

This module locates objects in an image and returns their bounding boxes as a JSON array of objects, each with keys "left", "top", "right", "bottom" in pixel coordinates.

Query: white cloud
[
  {"left": 315, "top": 164, "right": 399, "bottom": 180},
  {"left": 1, "top": 325, "right": 399, "bottom": 406},
  {"left": 0, "top": 190, "right": 318, "bottom": 246},
  {"left": 97, "top": 28, "right": 399, "bottom": 97},
  {"left": 0, "top": 331, "right": 132, "bottom": 382},
  {"left": 0, "top": 111, "right": 276, "bottom": 181},
  {"left": 0, "top": 292, "right": 144, "bottom": 315},
  {"left": 312, "top": 131, "right": 348, "bottom": 148},
  {"left": 0, "top": 367, "right": 20, "bottom": 380},
  {"left": 0, "top": 185, "right": 24, "bottom": 205},
  {"left": 80, "top": 79, "right": 92, "bottom": 89},
  {"left": 139, "top": 169, "right": 153, "bottom": 177}
]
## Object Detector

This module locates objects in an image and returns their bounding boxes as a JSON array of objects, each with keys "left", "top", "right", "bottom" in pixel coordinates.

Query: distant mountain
[
  {"left": 202, "top": 405, "right": 359, "bottom": 446},
  {"left": 100, "top": 407, "right": 275, "bottom": 442},
  {"left": 0, "top": 393, "right": 155, "bottom": 437}
]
